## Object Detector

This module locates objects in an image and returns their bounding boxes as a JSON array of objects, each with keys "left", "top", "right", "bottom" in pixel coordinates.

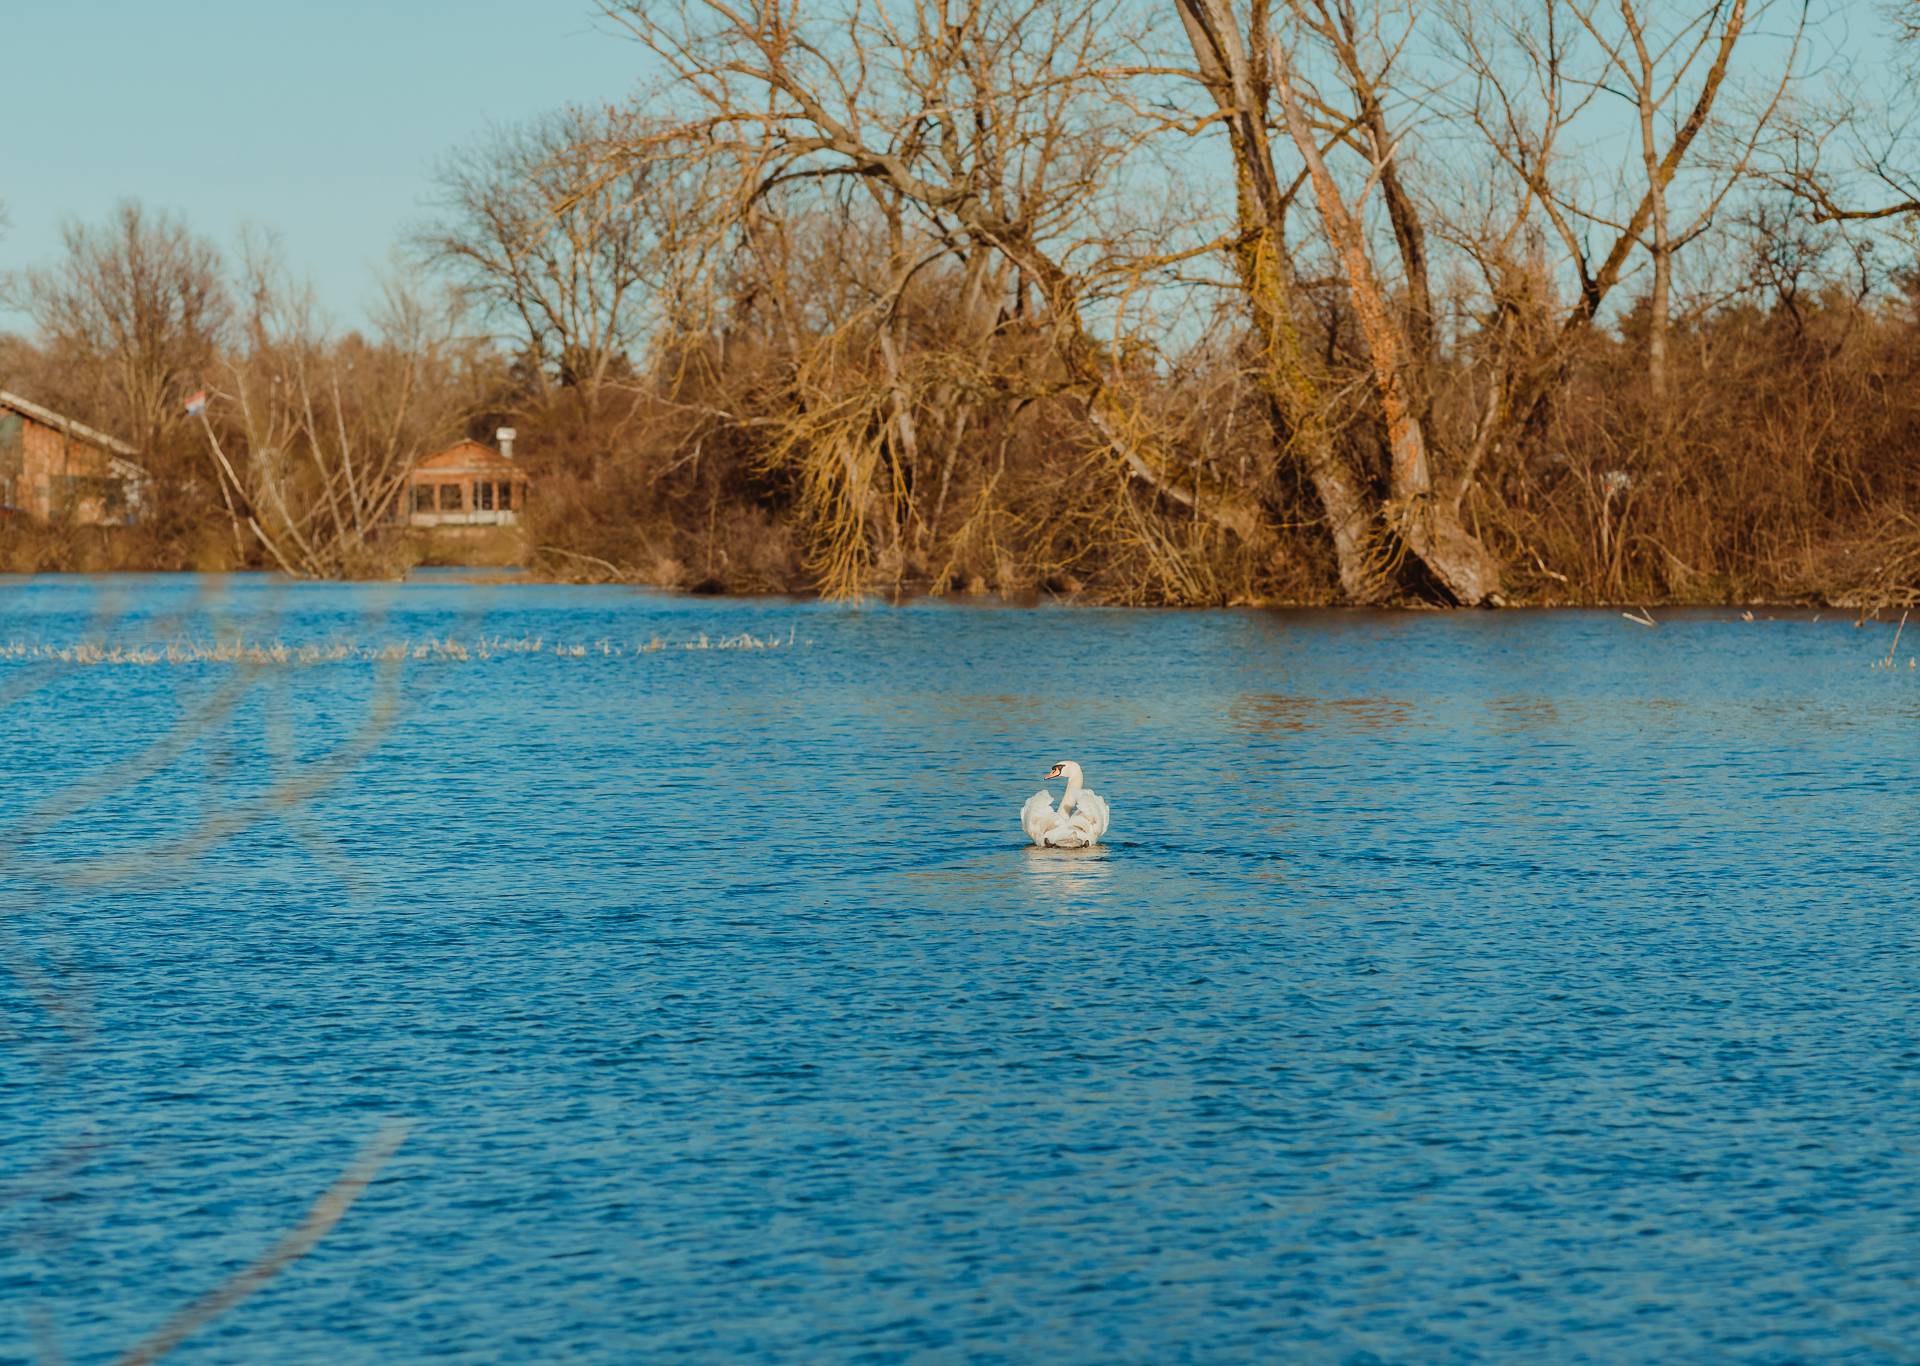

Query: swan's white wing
[
  {"left": 1021, "top": 790, "right": 1058, "bottom": 845},
  {"left": 1074, "top": 788, "right": 1110, "bottom": 843}
]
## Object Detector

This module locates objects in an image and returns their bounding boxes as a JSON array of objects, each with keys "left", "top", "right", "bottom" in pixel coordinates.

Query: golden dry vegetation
[{"left": 5, "top": 0, "right": 1920, "bottom": 607}]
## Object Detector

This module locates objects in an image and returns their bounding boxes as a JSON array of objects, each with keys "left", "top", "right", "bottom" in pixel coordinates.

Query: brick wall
[{"left": 0, "top": 413, "right": 129, "bottom": 523}]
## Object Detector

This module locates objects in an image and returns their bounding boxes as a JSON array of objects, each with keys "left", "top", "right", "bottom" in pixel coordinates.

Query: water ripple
[{"left": 1, "top": 577, "right": 1916, "bottom": 1362}]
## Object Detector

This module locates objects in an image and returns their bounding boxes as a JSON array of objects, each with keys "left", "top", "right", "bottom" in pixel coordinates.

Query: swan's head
[{"left": 1043, "top": 761, "right": 1082, "bottom": 782}]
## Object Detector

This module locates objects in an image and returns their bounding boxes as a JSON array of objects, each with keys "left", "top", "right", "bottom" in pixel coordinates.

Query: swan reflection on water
[{"left": 1020, "top": 843, "right": 1114, "bottom": 905}]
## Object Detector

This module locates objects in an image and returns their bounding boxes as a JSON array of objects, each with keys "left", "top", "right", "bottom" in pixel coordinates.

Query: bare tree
[
  {"left": 1565, "top": 0, "right": 1800, "bottom": 404},
  {"left": 1278, "top": 1, "right": 1508, "bottom": 601},
  {"left": 420, "top": 107, "right": 684, "bottom": 411},
  {"left": 20, "top": 201, "right": 228, "bottom": 460},
  {"left": 1167, "top": 0, "right": 1385, "bottom": 600},
  {"left": 1764, "top": 4, "right": 1920, "bottom": 223},
  {"left": 1446, "top": 0, "right": 1790, "bottom": 437},
  {"left": 1162, "top": 1, "right": 1504, "bottom": 602},
  {"left": 603, "top": 0, "right": 1283, "bottom": 578},
  {"left": 196, "top": 245, "right": 493, "bottom": 577}
]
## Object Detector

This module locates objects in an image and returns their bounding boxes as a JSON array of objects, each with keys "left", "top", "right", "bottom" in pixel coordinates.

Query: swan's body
[{"left": 1021, "top": 760, "right": 1110, "bottom": 848}]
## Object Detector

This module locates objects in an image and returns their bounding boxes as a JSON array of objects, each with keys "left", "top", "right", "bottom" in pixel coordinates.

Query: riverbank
[
  {"left": 4, "top": 507, "right": 1916, "bottom": 610},
  {"left": 3, "top": 559, "right": 1915, "bottom": 626}
]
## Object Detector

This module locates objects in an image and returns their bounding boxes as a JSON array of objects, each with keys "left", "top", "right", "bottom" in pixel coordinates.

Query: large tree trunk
[
  {"left": 1270, "top": 27, "right": 1503, "bottom": 605},
  {"left": 1233, "top": 222, "right": 1381, "bottom": 600},
  {"left": 1629, "top": 3, "right": 1673, "bottom": 409},
  {"left": 1176, "top": 0, "right": 1385, "bottom": 601},
  {"left": 1647, "top": 239, "right": 1671, "bottom": 408}
]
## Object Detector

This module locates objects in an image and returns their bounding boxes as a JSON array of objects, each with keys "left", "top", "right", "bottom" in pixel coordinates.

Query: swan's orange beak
[{"left": 1043, "top": 765, "right": 1063, "bottom": 779}]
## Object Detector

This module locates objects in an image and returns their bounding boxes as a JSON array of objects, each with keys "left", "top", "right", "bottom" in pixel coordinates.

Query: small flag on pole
[{"left": 184, "top": 390, "right": 208, "bottom": 416}]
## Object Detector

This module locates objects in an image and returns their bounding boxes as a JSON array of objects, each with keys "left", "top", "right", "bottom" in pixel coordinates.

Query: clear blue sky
[{"left": 1, "top": 0, "right": 651, "bottom": 331}]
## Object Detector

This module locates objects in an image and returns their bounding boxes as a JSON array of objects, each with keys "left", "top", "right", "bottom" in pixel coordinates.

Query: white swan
[{"left": 1020, "top": 760, "right": 1111, "bottom": 848}]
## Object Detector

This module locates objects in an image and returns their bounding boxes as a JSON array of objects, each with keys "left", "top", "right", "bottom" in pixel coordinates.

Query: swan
[{"left": 1021, "top": 760, "right": 1110, "bottom": 848}]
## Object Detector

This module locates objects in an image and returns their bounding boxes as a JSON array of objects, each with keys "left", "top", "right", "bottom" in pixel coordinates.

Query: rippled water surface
[{"left": 3, "top": 574, "right": 1917, "bottom": 1363}]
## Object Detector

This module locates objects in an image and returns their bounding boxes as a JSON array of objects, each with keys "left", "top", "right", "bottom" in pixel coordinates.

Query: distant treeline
[{"left": 4, "top": 0, "right": 1920, "bottom": 606}]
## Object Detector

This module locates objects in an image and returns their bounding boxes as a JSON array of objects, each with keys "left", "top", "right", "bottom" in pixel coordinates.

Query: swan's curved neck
[{"left": 1060, "top": 770, "right": 1083, "bottom": 812}]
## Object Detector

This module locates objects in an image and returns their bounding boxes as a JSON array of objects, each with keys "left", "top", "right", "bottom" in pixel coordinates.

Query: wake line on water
[{"left": 0, "top": 630, "right": 807, "bottom": 667}]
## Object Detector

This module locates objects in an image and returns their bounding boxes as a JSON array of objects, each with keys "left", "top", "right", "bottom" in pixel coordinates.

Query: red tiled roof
[{"left": 411, "top": 439, "right": 529, "bottom": 477}]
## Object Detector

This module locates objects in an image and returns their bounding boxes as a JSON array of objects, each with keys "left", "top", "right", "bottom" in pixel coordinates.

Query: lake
[{"left": 2, "top": 574, "right": 1916, "bottom": 1363}]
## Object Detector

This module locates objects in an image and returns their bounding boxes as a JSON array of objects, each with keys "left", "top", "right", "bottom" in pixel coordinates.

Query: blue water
[{"left": 2, "top": 574, "right": 1917, "bottom": 1363}]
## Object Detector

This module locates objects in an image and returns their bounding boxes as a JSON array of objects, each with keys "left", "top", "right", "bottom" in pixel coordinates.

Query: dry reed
[{"left": 0, "top": 629, "right": 806, "bottom": 667}]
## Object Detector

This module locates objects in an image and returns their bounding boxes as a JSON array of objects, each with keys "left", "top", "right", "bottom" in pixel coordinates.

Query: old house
[
  {"left": 397, "top": 429, "right": 530, "bottom": 530},
  {"left": 0, "top": 391, "right": 151, "bottom": 525}
]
